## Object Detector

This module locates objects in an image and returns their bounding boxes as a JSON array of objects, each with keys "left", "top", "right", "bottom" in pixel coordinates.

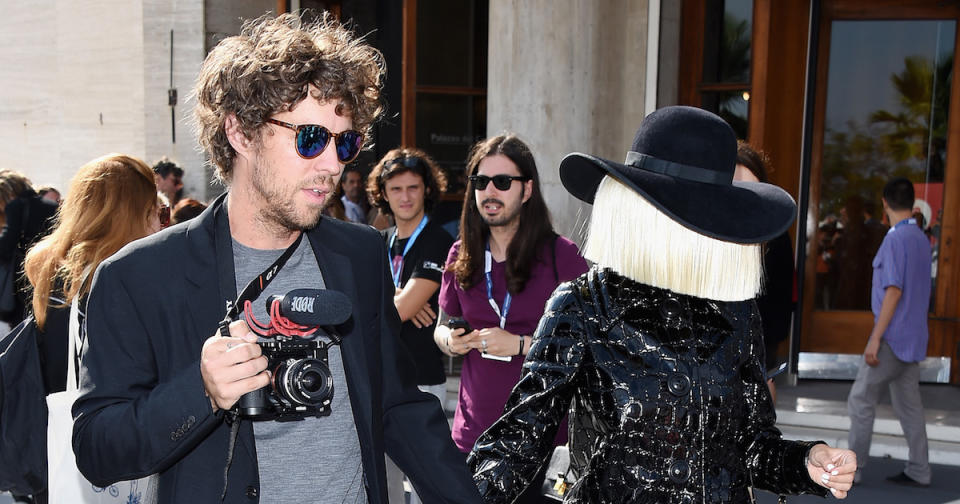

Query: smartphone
[
  {"left": 448, "top": 319, "right": 512, "bottom": 362},
  {"left": 447, "top": 319, "right": 472, "bottom": 333}
]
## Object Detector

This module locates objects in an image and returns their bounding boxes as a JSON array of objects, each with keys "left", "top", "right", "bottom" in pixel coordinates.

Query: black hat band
[{"left": 624, "top": 151, "right": 732, "bottom": 186}]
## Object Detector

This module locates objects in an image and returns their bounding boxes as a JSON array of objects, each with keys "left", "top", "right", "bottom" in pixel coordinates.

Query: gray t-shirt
[{"left": 233, "top": 237, "right": 366, "bottom": 503}]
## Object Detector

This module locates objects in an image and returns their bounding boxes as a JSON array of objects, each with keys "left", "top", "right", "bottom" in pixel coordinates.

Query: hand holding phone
[{"left": 447, "top": 319, "right": 472, "bottom": 334}]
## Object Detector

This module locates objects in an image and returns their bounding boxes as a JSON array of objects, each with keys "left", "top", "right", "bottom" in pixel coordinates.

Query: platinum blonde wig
[{"left": 583, "top": 176, "right": 762, "bottom": 301}]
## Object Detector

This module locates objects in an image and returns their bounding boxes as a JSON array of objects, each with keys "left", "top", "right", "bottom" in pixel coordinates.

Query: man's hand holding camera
[{"left": 201, "top": 320, "right": 270, "bottom": 412}]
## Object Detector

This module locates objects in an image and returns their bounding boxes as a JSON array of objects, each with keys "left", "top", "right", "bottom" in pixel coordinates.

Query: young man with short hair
[
  {"left": 152, "top": 157, "right": 184, "bottom": 205},
  {"left": 847, "top": 177, "right": 932, "bottom": 487},
  {"left": 341, "top": 166, "right": 369, "bottom": 223}
]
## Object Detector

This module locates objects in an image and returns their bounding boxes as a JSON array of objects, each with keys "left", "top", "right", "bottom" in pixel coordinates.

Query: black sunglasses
[
  {"left": 469, "top": 174, "right": 530, "bottom": 191},
  {"left": 265, "top": 118, "right": 364, "bottom": 163}
]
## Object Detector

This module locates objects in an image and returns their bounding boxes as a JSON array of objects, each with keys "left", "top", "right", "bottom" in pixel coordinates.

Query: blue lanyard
[
  {"left": 388, "top": 215, "right": 429, "bottom": 287},
  {"left": 484, "top": 241, "right": 511, "bottom": 328}
]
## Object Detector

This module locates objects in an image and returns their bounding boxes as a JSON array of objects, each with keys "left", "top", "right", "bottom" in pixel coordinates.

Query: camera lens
[
  {"left": 276, "top": 358, "right": 333, "bottom": 407},
  {"left": 300, "top": 370, "right": 324, "bottom": 393}
]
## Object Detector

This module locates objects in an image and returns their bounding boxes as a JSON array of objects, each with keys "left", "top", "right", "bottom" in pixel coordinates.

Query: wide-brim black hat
[{"left": 559, "top": 106, "right": 796, "bottom": 244}]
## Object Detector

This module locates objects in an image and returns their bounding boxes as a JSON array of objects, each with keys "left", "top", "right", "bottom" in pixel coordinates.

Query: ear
[
  {"left": 521, "top": 179, "right": 534, "bottom": 204},
  {"left": 224, "top": 114, "right": 254, "bottom": 160}
]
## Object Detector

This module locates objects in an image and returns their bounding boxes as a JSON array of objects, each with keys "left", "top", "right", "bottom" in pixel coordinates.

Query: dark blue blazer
[{"left": 72, "top": 194, "right": 481, "bottom": 503}]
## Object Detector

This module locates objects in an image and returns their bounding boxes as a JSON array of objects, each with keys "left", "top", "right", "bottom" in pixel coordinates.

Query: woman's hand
[
  {"left": 806, "top": 443, "right": 857, "bottom": 499},
  {"left": 447, "top": 326, "right": 477, "bottom": 355},
  {"left": 435, "top": 322, "right": 477, "bottom": 356},
  {"left": 473, "top": 327, "right": 518, "bottom": 357}
]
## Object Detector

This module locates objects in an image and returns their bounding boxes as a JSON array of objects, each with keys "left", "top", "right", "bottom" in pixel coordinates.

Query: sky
[{"left": 825, "top": 20, "right": 955, "bottom": 133}]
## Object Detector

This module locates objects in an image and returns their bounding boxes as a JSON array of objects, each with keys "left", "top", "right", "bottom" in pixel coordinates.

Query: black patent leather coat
[{"left": 469, "top": 267, "right": 827, "bottom": 503}]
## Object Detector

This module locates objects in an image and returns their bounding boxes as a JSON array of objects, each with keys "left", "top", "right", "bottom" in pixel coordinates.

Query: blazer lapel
[
  {"left": 306, "top": 224, "right": 374, "bottom": 426},
  {"left": 182, "top": 195, "right": 232, "bottom": 342}
]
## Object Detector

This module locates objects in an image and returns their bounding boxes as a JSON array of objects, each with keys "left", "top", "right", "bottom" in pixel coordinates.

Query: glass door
[{"left": 801, "top": 2, "right": 960, "bottom": 381}]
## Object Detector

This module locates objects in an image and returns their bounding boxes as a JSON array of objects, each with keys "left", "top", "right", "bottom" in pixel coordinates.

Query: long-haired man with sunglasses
[
  {"left": 433, "top": 134, "right": 588, "bottom": 503},
  {"left": 367, "top": 147, "right": 455, "bottom": 504},
  {"left": 72, "top": 13, "right": 482, "bottom": 504}
]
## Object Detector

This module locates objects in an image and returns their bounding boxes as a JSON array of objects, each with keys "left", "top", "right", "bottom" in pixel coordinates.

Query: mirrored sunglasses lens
[
  {"left": 297, "top": 126, "right": 330, "bottom": 158},
  {"left": 335, "top": 131, "right": 363, "bottom": 162}
]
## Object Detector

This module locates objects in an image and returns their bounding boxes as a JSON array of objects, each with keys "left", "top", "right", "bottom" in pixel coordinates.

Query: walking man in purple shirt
[{"left": 847, "top": 177, "right": 932, "bottom": 487}]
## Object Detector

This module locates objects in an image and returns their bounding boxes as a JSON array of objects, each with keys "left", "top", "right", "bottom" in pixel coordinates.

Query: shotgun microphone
[{"left": 265, "top": 289, "right": 352, "bottom": 327}]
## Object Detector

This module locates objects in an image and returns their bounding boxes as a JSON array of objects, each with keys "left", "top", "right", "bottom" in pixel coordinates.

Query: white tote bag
[{"left": 46, "top": 294, "right": 157, "bottom": 504}]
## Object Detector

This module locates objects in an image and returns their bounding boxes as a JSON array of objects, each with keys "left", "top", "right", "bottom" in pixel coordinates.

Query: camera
[
  {"left": 232, "top": 289, "right": 352, "bottom": 421},
  {"left": 237, "top": 337, "right": 334, "bottom": 421}
]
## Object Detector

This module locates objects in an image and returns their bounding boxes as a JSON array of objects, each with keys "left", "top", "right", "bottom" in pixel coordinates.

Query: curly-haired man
[
  {"left": 368, "top": 148, "right": 454, "bottom": 503},
  {"left": 72, "top": 13, "right": 482, "bottom": 504}
]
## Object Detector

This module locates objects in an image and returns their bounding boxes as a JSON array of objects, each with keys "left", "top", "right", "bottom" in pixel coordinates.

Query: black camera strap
[
  {"left": 217, "top": 230, "right": 302, "bottom": 504},
  {"left": 218, "top": 231, "right": 305, "bottom": 336}
]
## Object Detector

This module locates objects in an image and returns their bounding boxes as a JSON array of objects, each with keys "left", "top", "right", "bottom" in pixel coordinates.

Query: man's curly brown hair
[
  {"left": 193, "top": 12, "right": 385, "bottom": 182},
  {"left": 367, "top": 147, "right": 448, "bottom": 217}
]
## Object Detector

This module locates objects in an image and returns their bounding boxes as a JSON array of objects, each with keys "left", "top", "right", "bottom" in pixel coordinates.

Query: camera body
[{"left": 237, "top": 337, "right": 334, "bottom": 421}]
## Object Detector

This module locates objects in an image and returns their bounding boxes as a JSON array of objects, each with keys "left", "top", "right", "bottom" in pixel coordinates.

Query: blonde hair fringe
[{"left": 583, "top": 176, "right": 762, "bottom": 301}]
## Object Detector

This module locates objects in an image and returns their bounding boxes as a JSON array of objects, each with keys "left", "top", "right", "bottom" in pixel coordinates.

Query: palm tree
[{"left": 870, "top": 53, "right": 952, "bottom": 181}]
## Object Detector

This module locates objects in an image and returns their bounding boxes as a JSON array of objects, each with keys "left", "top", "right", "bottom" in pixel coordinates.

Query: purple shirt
[
  {"left": 871, "top": 218, "right": 932, "bottom": 362},
  {"left": 439, "top": 236, "right": 588, "bottom": 452}
]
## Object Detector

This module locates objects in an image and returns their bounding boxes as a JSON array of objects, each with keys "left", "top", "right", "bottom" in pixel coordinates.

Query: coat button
[
  {"left": 659, "top": 297, "right": 683, "bottom": 320},
  {"left": 625, "top": 403, "right": 642, "bottom": 419},
  {"left": 245, "top": 485, "right": 258, "bottom": 499},
  {"left": 667, "top": 372, "right": 691, "bottom": 396},
  {"left": 669, "top": 460, "right": 691, "bottom": 483}
]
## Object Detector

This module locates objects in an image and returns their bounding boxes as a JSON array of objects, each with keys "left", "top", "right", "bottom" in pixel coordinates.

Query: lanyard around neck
[
  {"left": 388, "top": 214, "right": 429, "bottom": 287},
  {"left": 485, "top": 240, "right": 511, "bottom": 329},
  {"left": 223, "top": 232, "right": 304, "bottom": 323}
]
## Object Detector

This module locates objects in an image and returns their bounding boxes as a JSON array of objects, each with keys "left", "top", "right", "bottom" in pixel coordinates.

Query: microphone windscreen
[{"left": 269, "top": 289, "right": 352, "bottom": 327}]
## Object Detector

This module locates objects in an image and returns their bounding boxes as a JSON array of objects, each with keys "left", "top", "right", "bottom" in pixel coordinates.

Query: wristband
[{"left": 518, "top": 335, "right": 525, "bottom": 356}]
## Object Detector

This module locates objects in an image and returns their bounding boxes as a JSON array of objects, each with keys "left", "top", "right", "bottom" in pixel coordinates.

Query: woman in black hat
[{"left": 467, "top": 106, "right": 856, "bottom": 503}]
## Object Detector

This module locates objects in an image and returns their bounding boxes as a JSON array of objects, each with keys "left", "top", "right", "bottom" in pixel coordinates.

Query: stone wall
[
  {"left": 0, "top": 0, "right": 206, "bottom": 201},
  {"left": 486, "top": 0, "right": 651, "bottom": 244}
]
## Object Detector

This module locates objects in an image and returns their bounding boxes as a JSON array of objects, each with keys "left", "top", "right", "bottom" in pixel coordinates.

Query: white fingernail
[
  {"left": 830, "top": 488, "right": 838, "bottom": 494},
  {"left": 827, "top": 464, "right": 836, "bottom": 471},
  {"left": 821, "top": 473, "right": 830, "bottom": 482},
  {"left": 831, "top": 470, "right": 839, "bottom": 476}
]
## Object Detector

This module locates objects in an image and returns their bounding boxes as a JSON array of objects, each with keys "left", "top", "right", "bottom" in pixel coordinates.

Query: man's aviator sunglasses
[
  {"left": 469, "top": 174, "right": 530, "bottom": 191},
  {"left": 265, "top": 118, "right": 364, "bottom": 163}
]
